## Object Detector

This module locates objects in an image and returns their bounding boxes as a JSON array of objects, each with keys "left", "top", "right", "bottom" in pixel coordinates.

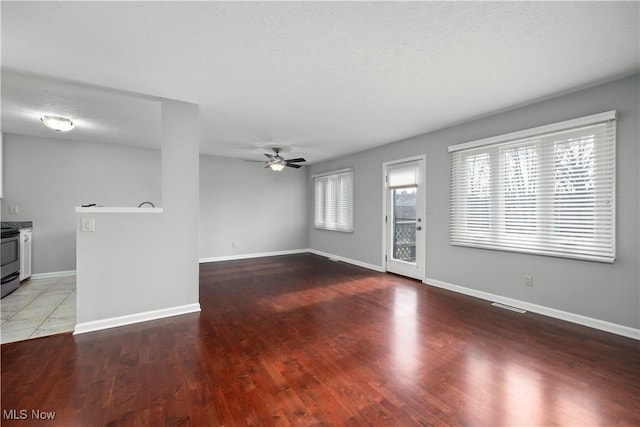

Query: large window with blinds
[
  {"left": 313, "top": 168, "right": 353, "bottom": 232},
  {"left": 449, "top": 111, "right": 616, "bottom": 263}
]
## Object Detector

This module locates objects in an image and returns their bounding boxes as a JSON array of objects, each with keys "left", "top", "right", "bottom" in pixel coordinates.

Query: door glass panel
[{"left": 392, "top": 187, "right": 417, "bottom": 263}]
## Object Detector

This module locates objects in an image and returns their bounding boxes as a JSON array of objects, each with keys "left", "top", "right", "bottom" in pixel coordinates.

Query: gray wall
[
  {"left": 2, "top": 134, "right": 161, "bottom": 274},
  {"left": 199, "top": 155, "right": 308, "bottom": 259},
  {"left": 2, "top": 134, "right": 309, "bottom": 274},
  {"left": 308, "top": 74, "right": 639, "bottom": 329}
]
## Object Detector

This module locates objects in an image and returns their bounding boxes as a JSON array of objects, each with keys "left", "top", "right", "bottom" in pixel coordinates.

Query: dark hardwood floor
[{"left": 2, "top": 253, "right": 639, "bottom": 426}]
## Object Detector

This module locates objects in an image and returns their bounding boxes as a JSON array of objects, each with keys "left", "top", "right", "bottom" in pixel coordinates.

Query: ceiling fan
[{"left": 248, "top": 147, "right": 306, "bottom": 172}]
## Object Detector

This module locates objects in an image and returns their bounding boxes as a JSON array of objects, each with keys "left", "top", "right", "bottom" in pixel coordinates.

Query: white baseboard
[
  {"left": 74, "top": 303, "right": 201, "bottom": 335},
  {"left": 425, "top": 277, "right": 640, "bottom": 340},
  {"left": 30, "top": 270, "right": 77, "bottom": 279},
  {"left": 199, "top": 249, "right": 309, "bottom": 263},
  {"left": 308, "top": 249, "right": 385, "bottom": 272}
]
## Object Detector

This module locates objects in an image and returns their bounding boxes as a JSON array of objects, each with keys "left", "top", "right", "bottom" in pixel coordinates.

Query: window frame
[
  {"left": 449, "top": 111, "right": 616, "bottom": 263},
  {"left": 313, "top": 168, "right": 354, "bottom": 233}
]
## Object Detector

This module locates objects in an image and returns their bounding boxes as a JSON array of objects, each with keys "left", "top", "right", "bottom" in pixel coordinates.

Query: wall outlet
[
  {"left": 524, "top": 275, "right": 533, "bottom": 287},
  {"left": 81, "top": 217, "right": 95, "bottom": 232},
  {"left": 9, "top": 205, "right": 19, "bottom": 214}
]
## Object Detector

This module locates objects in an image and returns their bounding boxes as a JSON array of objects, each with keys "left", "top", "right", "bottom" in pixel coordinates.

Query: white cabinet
[{"left": 20, "top": 229, "right": 32, "bottom": 281}]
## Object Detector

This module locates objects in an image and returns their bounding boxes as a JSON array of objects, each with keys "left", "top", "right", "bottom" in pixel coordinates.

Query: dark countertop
[{"left": 1, "top": 221, "right": 33, "bottom": 230}]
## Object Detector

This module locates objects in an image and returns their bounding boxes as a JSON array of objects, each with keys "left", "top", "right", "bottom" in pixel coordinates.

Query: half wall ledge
[{"left": 75, "top": 207, "right": 163, "bottom": 214}]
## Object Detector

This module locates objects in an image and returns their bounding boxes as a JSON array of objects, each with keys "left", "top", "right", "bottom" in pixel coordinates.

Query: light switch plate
[{"left": 81, "top": 217, "right": 95, "bottom": 232}]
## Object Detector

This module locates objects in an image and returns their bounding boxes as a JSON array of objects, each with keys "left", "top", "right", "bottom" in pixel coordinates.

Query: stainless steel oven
[{"left": 1, "top": 227, "right": 21, "bottom": 298}]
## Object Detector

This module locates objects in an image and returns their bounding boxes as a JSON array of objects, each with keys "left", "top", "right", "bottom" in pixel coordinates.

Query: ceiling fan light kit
[
  {"left": 40, "top": 115, "right": 75, "bottom": 132},
  {"left": 269, "top": 162, "right": 286, "bottom": 172}
]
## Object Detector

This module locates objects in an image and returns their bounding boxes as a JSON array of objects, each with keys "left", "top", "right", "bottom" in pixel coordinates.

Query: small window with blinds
[
  {"left": 313, "top": 168, "right": 353, "bottom": 232},
  {"left": 449, "top": 111, "right": 616, "bottom": 263}
]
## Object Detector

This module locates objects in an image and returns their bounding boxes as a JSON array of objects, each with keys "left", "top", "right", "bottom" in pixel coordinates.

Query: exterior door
[{"left": 384, "top": 158, "right": 425, "bottom": 280}]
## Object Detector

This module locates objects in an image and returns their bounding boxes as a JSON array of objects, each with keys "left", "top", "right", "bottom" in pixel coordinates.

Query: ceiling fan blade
[
  {"left": 285, "top": 158, "right": 306, "bottom": 163},
  {"left": 245, "top": 160, "right": 267, "bottom": 163},
  {"left": 264, "top": 153, "right": 274, "bottom": 159},
  {"left": 285, "top": 163, "right": 302, "bottom": 168}
]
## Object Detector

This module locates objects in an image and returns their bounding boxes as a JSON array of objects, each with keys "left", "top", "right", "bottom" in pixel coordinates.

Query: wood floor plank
[{"left": 2, "top": 253, "right": 639, "bottom": 426}]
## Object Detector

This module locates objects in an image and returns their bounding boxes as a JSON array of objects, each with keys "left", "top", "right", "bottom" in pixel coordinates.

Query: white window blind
[
  {"left": 313, "top": 168, "right": 353, "bottom": 232},
  {"left": 449, "top": 111, "right": 616, "bottom": 263}
]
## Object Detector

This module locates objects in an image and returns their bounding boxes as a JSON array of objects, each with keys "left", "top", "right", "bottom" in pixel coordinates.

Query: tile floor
[{"left": 0, "top": 275, "right": 76, "bottom": 344}]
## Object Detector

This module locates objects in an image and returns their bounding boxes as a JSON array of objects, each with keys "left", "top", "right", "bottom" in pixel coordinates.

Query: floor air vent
[{"left": 491, "top": 302, "right": 527, "bottom": 313}]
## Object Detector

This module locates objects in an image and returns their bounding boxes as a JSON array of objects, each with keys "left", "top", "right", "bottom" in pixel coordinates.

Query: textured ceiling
[
  {"left": 2, "top": 72, "right": 161, "bottom": 149},
  {"left": 2, "top": 1, "right": 639, "bottom": 163}
]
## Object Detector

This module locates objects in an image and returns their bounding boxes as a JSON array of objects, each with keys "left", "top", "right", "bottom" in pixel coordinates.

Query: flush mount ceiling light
[{"left": 40, "top": 115, "right": 75, "bottom": 132}]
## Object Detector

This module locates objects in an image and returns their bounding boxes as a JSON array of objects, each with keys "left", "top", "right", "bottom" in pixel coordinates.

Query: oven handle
[{"left": 1, "top": 272, "right": 19, "bottom": 284}]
